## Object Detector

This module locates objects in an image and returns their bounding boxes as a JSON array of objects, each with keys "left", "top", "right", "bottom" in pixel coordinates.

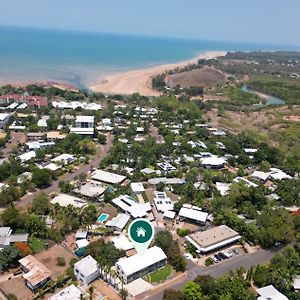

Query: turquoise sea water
[{"left": 0, "top": 26, "right": 297, "bottom": 89}]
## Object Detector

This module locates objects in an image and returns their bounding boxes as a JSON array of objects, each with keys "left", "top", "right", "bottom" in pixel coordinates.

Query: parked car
[
  {"left": 184, "top": 253, "right": 193, "bottom": 260},
  {"left": 223, "top": 250, "right": 232, "bottom": 259},
  {"left": 232, "top": 248, "right": 239, "bottom": 255},
  {"left": 214, "top": 254, "right": 222, "bottom": 261},
  {"left": 212, "top": 256, "right": 219, "bottom": 263},
  {"left": 218, "top": 252, "right": 227, "bottom": 260}
]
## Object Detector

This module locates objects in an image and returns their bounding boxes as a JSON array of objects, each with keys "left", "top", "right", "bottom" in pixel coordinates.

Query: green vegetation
[
  {"left": 176, "top": 228, "right": 191, "bottom": 237},
  {"left": 248, "top": 75, "right": 300, "bottom": 104},
  {"left": 155, "top": 231, "right": 186, "bottom": 272},
  {"left": 148, "top": 264, "right": 172, "bottom": 283},
  {"left": 0, "top": 245, "right": 22, "bottom": 272},
  {"left": 205, "top": 257, "right": 214, "bottom": 267},
  {"left": 56, "top": 256, "right": 66, "bottom": 266},
  {"left": 29, "top": 237, "right": 46, "bottom": 253},
  {"left": 220, "top": 86, "right": 261, "bottom": 105}
]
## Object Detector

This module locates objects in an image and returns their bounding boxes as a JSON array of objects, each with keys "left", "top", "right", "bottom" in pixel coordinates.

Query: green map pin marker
[{"left": 128, "top": 218, "right": 155, "bottom": 256}]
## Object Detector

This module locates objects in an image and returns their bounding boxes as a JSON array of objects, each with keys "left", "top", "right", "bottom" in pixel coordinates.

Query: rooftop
[
  {"left": 49, "top": 285, "right": 82, "bottom": 300},
  {"left": 179, "top": 205, "right": 208, "bottom": 223},
  {"left": 74, "top": 255, "right": 98, "bottom": 277},
  {"left": 51, "top": 194, "right": 87, "bottom": 208},
  {"left": 91, "top": 169, "right": 126, "bottom": 184},
  {"left": 116, "top": 246, "right": 167, "bottom": 276}
]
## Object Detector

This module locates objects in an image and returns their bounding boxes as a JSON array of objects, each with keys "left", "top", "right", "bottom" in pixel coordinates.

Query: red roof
[{"left": 0, "top": 94, "right": 48, "bottom": 106}]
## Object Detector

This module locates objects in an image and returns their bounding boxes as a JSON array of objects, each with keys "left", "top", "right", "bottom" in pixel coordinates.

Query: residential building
[
  {"left": 51, "top": 194, "right": 87, "bottom": 208},
  {"left": 74, "top": 180, "right": 107, "bottom": 198},
  {"left": 106, "top": 213, "right": 130, "bottom": 231},
  {"left": 179, "top": 204, "right": 208, "bottom": 224},
  {"left": 256, "top": 285, "right": 289, "bottom": 300},
  {"left": 200, "top": 154, "right": 227, "bottom": 169},
  {"left": 186, "top": 225, "right": 241, "bottom": 254},
  {"left": 76, "top": 116, "right": 94, "bottom": 128},
  {"left": 91, "top": 169, "right": 126, "bottom": 185},
  {"left": 74, "top": 255, "right": 99, "bottom": 285},
  {"left": 116, "top": 246, "right": 167, "bottom": 283},
  {"left": 51, "top": 154, "right": 76, "bottom": 165},
  {"left": 112, "top": 234, "right": 134, "bottom": 251},
  {"left": 18, "top": 151, "right": 36, "bottom": 163},
  {"left": 49, "top": 285, "right": 83, "bottom": 300},
  {"left": 157, "top": 162, "right": 177, "bottom": 172},
  {"left": 0, "top": 113, "right": 11, "bottom": 129},
  {"left": 27, "top": 132, "right": 46, "bottom": 141},
  {"left": 130, "top": 182, "right": 145, "bottom": 194},
  {"left": 112, "top": 195, "right": 151, "bottom": 219},
  {"left": 153, "top": 191, "right": 174, "bottom": 212},
  {"left": 19, "top": 255, "right": 52, "bottom": 291},
  {"left": 0, "top": 227, "right": 28, "bottom": 250},
  {"left": 293, "top": 275, "right": 300, "bottom": 292}
]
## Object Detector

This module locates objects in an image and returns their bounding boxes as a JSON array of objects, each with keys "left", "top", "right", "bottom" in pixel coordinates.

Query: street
[
  {"left": 139, "top": 248, "right": 279, "bottom": 300},
  {"left": 16, "top": 134, "right": 113, "bottom": 208}
]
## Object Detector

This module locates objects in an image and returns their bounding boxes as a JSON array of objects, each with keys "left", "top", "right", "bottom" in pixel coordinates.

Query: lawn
[
  {"left": 148, "top": 264, "right": 172, "bottom": 284},
  {"left": 29, "top": 237, "right": 46, "bottom": 253}
]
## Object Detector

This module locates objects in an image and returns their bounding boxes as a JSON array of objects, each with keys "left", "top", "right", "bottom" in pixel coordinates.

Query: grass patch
[
  {"left": 29, "top": 237, "right": 46, "bottom": 253},
  {"left": 148, "top": 264, "right": 172, "bottom": 284}
]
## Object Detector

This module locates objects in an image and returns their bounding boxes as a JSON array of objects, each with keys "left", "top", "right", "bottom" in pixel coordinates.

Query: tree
[
  {"left": 80, "top": 205, "right": 98, "bottom": 228},
  {"left": 164, "top": 289, "right": 186, "bottom": 300},
  {"left": 0, "top": 245, "right": 22, "bottom": 272},
  {"left": 56, "top": 257, "right": 66, "bottom": 266},
  {"left": 98, "top": 134, "right": 107, "bottom": 145},
  {"left": 183, "top": 282, "right": 204, "bottom": 300},
  {"left": 32, "top": 169, "right": 52, "bottom": 188},
  {"left": 0, "top": 207, "right": 23, "bottom": 230},
  {"left": 31, "top": 193, "right": 50, "bottom": 215},
  {"left": 119, "top": 288, "right": 128, "bottom": 300}
]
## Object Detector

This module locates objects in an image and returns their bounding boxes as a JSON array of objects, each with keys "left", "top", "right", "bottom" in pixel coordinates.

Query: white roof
[
  {"left": 112, "top": 195, "right": 151, "bottom": 219},
  {"left": 106, "top": 213, "right": 130, "bottom": 230},
  {"left": 44, "top": 163, "right": 61, "bottom": 171},
  {"left": 130, "top": 182, "right": 145, "bottom": 193},
  {"left": 256, "top": 285, "right": 289, "bottom": 300},
  {"left": 51, "top": 193, "right": 87, "bottom": 208},
  {"left": 179, "top": 206, "right": 208, "bottom": 223},
  {"left": 76, "top": 239, "right": 89, "bottom": 249},
  {"left": 141, "top": 168, "right": 155, "bottom": 175},
  {"left": 52, "top": 154, "right": 75, "bottom": 164},
  {"left": 163, "top": 210, "right": 176, "bottom": 219},
  {"left": 49, "top": 285, "right": 82, "bottom": 300},
  {"left": 74, "top": 255, "right": 98, "bottom": 277},
  {"left": 92, "top": 169, "right": 126, "bottom": 184},
  {"left": 216, "top": 182, "right": 231, "bottom": 196},
  {"left": 76, "top": 115, "right": 94, "bottom": 123},
  {"left": 116, "top": 246, "right": 167, "bottom": 276},
  {"left": 112, "top": 234, "right": 134, "bottom": 251},
  {"left": 251, "top": 171, "right": 270, "bottom": 181},
  {"left": 293, "top": 275, "right": 300, "bottom": 290},
  {"left": 233, "top": 177, "right": 258, "bottom": 188},
  {"left": 201, "top": 155, "right": 226, "bottom": 167},
  {"left": 244, "top": 148, "right": 258, "bottom": 153},
  {"left": 124, "top": 278, "right": 153, "bottom": 297},
  {"left": 153, "top": 191, "right": 174, "bottom": 212},
  {"left": 0, "top": 113, "right": 10, "bottom": 121},
  {"left": 19, "top": 151, "right": 36, "bottom": 162},
  {"left": 269, "top": 168, "right": 292, "bottom": 180},
  {"left": 70, "top": 127, "right": 94, "bottom": 135}
]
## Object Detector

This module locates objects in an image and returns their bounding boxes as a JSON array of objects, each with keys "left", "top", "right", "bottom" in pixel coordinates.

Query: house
[
  {"left": 51, "top": 154, "right": 76, "bottom": 165},
  {"left": 46, "top": 131, "right": 66, "bottom": 142},
  {"left": 0, "top": 113, "right": 11, "bottom": 129},
  {"left": 51, "top": 194, "right": 87, "bottom": 208},
  {"left": 130, "top": 182, "right": 145, "bottom": 194},
  {"left": 200, "top": 154, "right": 227, "bottom": 169},
  {"left": 116, "top": 246, "right": 167, "bottom": 284},
  {"left": 102, "top": 118, "right": 112, "bottom": 126},
  {"left": 163, "top": 210, "right": 176, "bottom": 220},
  {"left": 153, "top": 191, "right": 174, "bottom": 213},
  {"left": 112, "top": 195, "right": 151, "bottom": 219},
  {"left": 37, "top": 116, "right": 49, "bottom": 127},
  {"left": 179, "top": 204, "right": 208, "bottom": 225},
  {"left": 74, "top": 255, "right": 100, "bottom": 285},
  {"left": 27, "top": 132, "right": 46, "bottom": 141},
  {"left": 157, "top": 162, "right": 177, "bottom": 172},
  {"left": 18, "top": 151, "right": 36, "bottom": 163},
  {"left": 216, "top": 182, "right": 231, "bottom": 196},
  {"left": 0, "top": 227, "right": 28, "bottom": 250},
  {"left": 233, "top": 177, "right": 258, "bottom": 188},
  {"left": 26, "top": 141, "right": 55, "bottom": 150},
  {"left": 106, "top": 213, "right": 130, "bottom": 231},
  {"left": 49, "top": 284, "right": 83, "bottom": 300},
  {"left": 112, "top": 234, "right": 134, "bottom": 251},
  {"left": 70, "top": 115, "right": 94, "bottom": 136},
  {"left": 185, "top": 225, "right": 241, "bottom": 254},
  {"left": 74, "top": 180, "right": 107, "bottom": 198},
  {"left": 19, "top": 255, "right": 52, "bottom": 291},
  {"left": 256, "top": 285, "right": 289, "bottom": 300},
  {"left": 91, "top": 169, "right": 126, "bottom": 185}
]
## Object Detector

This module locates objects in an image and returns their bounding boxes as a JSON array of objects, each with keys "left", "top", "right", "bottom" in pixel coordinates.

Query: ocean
[{"left": 0, "top": 26, "right": 297, "bottom": 89}]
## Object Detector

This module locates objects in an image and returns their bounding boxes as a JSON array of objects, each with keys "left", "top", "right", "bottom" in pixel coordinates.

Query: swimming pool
[{"left": 97, "top": 213, "right": 109, "bottom": 223}]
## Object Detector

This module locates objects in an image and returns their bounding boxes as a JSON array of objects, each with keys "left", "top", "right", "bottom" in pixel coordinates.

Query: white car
[
  {"left": 223, "top": 250, "right": 232, "bottom": 258},
  {"left": 212, "top": 256, "right": 219, "bottom": 263},
  {"left": 183, "top": 253, "right": 193, "bottom": 260}
]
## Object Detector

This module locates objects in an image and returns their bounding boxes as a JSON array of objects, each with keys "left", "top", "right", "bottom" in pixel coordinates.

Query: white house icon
[{"left": 136, "top": 227, "right": 146, "bottom": 237}]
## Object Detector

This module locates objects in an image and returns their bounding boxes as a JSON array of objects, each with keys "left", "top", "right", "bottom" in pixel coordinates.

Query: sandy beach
[{"left": 90, "top": 51, "right": 227, "bottom": 96}]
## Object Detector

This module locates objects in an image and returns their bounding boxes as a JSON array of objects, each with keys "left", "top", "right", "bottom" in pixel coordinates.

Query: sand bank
[{"left": 90, "top": 51, "right": 227, "bottom": 96}]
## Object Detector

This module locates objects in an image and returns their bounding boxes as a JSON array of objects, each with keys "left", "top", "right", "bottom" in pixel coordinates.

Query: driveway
[
  {"left": 2, "top": 131, "right": 26, "bottom": 158},
  {"left": 16, "top": 134, "right": 113, "bottom": 208},
  {"left": 140, "top": 248, "right": 279, "bottom": 300}
]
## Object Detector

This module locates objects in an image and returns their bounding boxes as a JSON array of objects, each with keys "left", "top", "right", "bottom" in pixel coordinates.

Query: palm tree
[{"left": 88, "top": 285, "right": 94, "bottom": 300}]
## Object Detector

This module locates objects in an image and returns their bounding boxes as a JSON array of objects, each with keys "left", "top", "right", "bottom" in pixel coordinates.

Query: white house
[
  {"left": 51, "top": 194, "right": 87, "bottom": 208},
  {"left": 179, "top": 204, "right": 208, "bottom": 225},
  {"left": 130, "top": 182, "right": 145, "bottom": 194},
  {"left": 106, "top": 213, "right": 130, "bottom": 231},
  {"left": 200, "top": 154, "right": 227, "bottom": 169},
  {"left": 116, "top": 246, "right": 167, "bottom": 283},
  {"left": 111, "top": 234, "right": 134, "bottom": 251},
  {"left": 91, "top": 169, "right": 126, "bottom": 185},
  {"left": 49, "top": 285, "right": 82, "bottom": 300},
  {"left": 18, "top": 151, "right": 36, "bottom": 163},
  {"left": 51, "top": 154, "right": 76, "bottom": 165},
  {"left": 74, "top": 255, "right": 99, "bottom": 285},
  {"left": 0, "top": 113, "right": 11, "bottom": 129},
  {"left": 70, "top": 115, "right": 94, "bottom": 136},
  {"left": 153, "top": 191, "right": 174, "bottom": 212},
  {"left": 256, "top": 285, "right": 289, "bottom": 300}
]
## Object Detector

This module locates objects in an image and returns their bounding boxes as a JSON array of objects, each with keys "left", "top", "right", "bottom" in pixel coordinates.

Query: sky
[{"left": 0, "top": 0, "right": 299, "bottom": 46}]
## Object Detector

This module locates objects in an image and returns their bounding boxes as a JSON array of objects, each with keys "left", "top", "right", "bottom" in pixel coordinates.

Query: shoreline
[{"left": 89, "top": 50, "right": 227, "bottom": 96}]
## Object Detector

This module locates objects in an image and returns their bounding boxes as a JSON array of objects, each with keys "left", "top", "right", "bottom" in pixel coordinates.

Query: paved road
[
  {"left": 16, "top": 134, "right": 113, "bottom": 208},
  {"left": 141, "top": 248, "right": 279, "bottom": 300},
  {"left": 1, "top": 131, "right": 26, "bottom": 158}
]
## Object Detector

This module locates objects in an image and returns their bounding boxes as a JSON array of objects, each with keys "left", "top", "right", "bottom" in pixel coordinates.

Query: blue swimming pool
[{"left": 97, "top": 213, "right": 109, "bottom": 223}]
